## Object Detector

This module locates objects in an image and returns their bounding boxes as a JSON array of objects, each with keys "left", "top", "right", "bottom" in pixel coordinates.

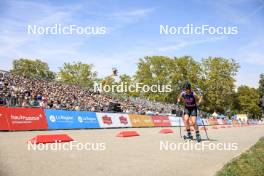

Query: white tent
[{"left": 212, "top": 112, "right": 218, "bottom": 117}]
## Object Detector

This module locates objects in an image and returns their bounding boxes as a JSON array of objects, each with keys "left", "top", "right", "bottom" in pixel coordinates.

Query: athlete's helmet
[{"left": 183, "top": 82, "right": 192, "bottom": 90}]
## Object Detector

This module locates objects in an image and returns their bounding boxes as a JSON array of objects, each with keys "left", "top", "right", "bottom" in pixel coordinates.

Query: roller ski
[
  {"left": 196, "top": 133, "right": 202, "bottom": 143},
  {"left": 183, "top": 134, "right": 193, "bottom": 141}
]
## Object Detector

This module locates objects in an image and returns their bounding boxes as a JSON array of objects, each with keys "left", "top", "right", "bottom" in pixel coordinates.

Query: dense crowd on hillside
[{"left": 0, "top": 71, "right": 177, "bottom": 114}]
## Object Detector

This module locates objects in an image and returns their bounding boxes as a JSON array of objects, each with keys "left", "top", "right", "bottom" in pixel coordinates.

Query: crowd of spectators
[{"left": 0, "top": 71, "right": 177, "bottom": 114}]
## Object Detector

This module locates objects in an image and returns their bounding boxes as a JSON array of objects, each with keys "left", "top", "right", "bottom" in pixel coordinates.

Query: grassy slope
[{"left": 216, "top": 137, "right": 264, "bottom": 176}]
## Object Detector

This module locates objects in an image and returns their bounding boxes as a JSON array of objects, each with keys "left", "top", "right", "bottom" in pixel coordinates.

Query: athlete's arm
[
  {"left": 177, "top": 92, "right": 183, "bottom": 104},
  {"left": 194, "top": 92, "right": 203, "bottom": 106}
]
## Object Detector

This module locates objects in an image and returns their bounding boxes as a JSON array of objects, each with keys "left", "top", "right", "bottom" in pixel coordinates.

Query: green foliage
[
  {"left": 259, "top": 74, "right": 264, "bottom": 112},
  {"left": 200, "top": 57, "right": 239, "bottom": 113},
  {"left": 216, "top": 137, "right": 264, "bottom": 176},
  {"left": 134, "top": 56, "right": 240, "bottom": 114},
  {"left": 236, "top": 86, "right": 262, "bottom": 119},
  {"left": 135, "top": 56, "right": 174, "bottom": 102},
  {"left": 259, "top": 74, "right": 264, "bottom": 98},
  {"left": 9, "top": 56, "right": 263, "bottom": 117},
  {"left": 11, "top": 58, "right": 55, "bottom": 80},
  {"left": 58, "top": 62, "right": 97, "bottom": 88},
  {"left": 134, "top": 56, "right": 202, "bottom": 102}
]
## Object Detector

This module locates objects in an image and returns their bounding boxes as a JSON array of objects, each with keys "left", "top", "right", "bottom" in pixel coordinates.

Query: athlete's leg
[
  {"left": 190, "top": 108, "right": 201, "bottom": 142},
  {"left": 191, "top": 115, "right": 199, "bottom": 131},
  {"left": 183, "top": 109, "right": 192, "bottom": 138}
]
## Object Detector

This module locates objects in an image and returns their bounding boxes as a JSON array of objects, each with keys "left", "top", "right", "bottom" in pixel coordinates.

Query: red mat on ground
[
  {"left": 159, "top": 129, "right": 174, "bottom": 134},
  {"left": 212, "top": 126, "right": 218, "bottom": 129},
  {"left": 221, "top": 126, "right": 226, "bottom": 128},
  {"left": 116, "top": 131, "right": 140, "bottom": 137},
  {"left": 28, "top": 134, "right": 74, "bottom": 144}
]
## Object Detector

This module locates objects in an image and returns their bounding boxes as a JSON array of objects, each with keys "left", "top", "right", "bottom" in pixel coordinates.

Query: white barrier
[
  {"left": 168, "top": 116, "right": 185, "bottom": 127},
  {"left": 96, "top": 113, "right": 132, "bottom": 128}
]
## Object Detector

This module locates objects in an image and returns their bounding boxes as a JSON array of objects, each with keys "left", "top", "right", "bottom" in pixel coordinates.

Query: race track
[{"left": 0, "top": 125, "right": 263, "bottom": 176}]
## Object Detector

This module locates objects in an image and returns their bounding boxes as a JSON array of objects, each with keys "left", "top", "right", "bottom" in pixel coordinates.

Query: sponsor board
[
  {"left": 129, "top": 114, "right": 154, "bottom": 127},
  {"left": 0, "top": 107, "right": 9, "bottom": 130},
  {"left": 151, "top": 116, "right": 171, "bottom": 127},
  {"left": 5, "top": 108, "right": 47, "bottom": 131},
  {"left": 168, "top": 116, "right": 185, "bottom": 126},
  {"left": 96, "top": 113, "right": 132, "bottom": 128},
  {"left": 45, "top": 109, "right": 99, "bottom": 129}
]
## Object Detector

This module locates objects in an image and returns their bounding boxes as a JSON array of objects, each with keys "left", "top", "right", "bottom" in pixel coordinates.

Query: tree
[
  {"left": 168, "top": 56, "right": 202, "bottom": 103},
  {"left": 11, "top": 58, "right": 55, "bottom": 80},
  {"left": 117, "top": 74, "right": 139, "bottom": 97},
  {"left": 259, "top": 74, "right": 264, "bottom": 113},
  {"left": 200, "top": 57, "right": 239, "bottom": 113},
  {"left": 58, "top": 62, "right": 97, "bottom": 88},
  {"left": 236, "top": 86, "right": 262, "bottom": 119},
  {"left": 259, "top": 74, "right": 264, "bottom": 97},
  {"left": 134, "top": 56, "right": 202, "bottom": 103},
  {"left": 134, "top": 56, "right": 175, "bottom": 102}
]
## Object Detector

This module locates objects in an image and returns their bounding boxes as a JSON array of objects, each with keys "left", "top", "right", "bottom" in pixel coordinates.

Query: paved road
[{"left": 0, "top": 125, "right": 263, "bottom": 176}]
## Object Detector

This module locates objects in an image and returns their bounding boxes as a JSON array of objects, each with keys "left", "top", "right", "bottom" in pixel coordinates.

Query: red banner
[
  {"left": 151, "top": 116, "right": 171, "bottom": 127},
  {"left": 5, "top": 107, "right": 48, "bottom": 131},
  {"left": 0, "top": 107, "right": 9, "bottom": 130}
]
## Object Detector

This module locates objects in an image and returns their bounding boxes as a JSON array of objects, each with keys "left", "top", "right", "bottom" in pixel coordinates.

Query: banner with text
[
  {"left": 129, "top": 114, "right": 154, "bottom": 127},
  {"left": 45, "top": 109, "right": 99, "bottom": 129},
  {"left": 96, "top": 113, "right": 132, "bottom": 128},
  {"left": 168, "top": 116, "right": 185, "bottom": 127},
  {"left": 5, "top": 107, "right": 48, "bottom": 131}
]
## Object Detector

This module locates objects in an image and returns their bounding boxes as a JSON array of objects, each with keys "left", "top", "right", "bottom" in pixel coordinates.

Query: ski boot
[
  {"left": 183, "top": 134, "right": 193, "bottom": 141},
  {"left": 196, "top": 133, "right": 202, "bottom": 142}
]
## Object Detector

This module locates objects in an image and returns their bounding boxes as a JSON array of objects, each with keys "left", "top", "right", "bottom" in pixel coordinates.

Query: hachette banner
[
  {"left": 5, "top": 107, "right": 48, "bottom": 131},
  {"left": 96, "top": 113, "right": 132, "bottom": 128},
  {"left": 45, "top": 109, "right": 99, "bottom": 129}
]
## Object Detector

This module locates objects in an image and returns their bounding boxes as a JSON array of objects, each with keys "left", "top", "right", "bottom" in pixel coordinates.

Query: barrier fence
[{"left": 0, "top": 107, "right": 262, "bottom": 131}]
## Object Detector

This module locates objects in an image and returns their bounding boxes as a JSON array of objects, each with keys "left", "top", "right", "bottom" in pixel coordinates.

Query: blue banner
[
  {"left": 196, "top": 116, "right": 203, "bottom": 125},
  {"left": 45, "top": 109, "right": 100, "bottom": 129}
]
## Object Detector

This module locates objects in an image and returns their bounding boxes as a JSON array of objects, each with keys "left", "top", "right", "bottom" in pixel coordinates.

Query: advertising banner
[
  {"left": 168, "top": 116, "right": 185, "bottom": 127},
  {"left": 45, "top": 109, "right": 99, "bottom": 129},
  {"left": 227, "top": 119, "right": 232, "bottom": 125},
  {"left": 129, "top": 114, "right": 154, "bottom": 127},
  {"left": 217, "top": 119, "right": 223, "bottom": 125},
  {"left": 0, "top": 107, "right": 9, "bottom": 130},
  {"left": 96, "top": 113, "right": 132, "bottom": 128},
  {"left": 208, "top": 118, "right": 218, "bottom": 125},
  {"left": 5, "top": 107, "right": 48, "bottom": 131},
  {"left": 151, "top": 116, "right": 171, "bottom": 127},
  {"left": 232, "top": 120, "right": 238, "bottom": 125},
  {"left": 222, "top": 119, "right": 228, "bottom": 125}
]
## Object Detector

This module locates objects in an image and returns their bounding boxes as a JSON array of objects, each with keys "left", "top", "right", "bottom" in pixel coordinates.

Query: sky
[{"left": 0, "top": 0, "right": 263, "bottom": 87}]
